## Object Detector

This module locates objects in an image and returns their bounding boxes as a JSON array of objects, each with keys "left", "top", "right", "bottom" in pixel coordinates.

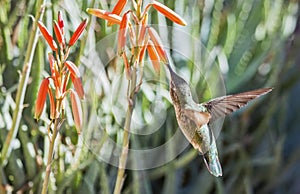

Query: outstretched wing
[{"left": 201, "top": 88, "right": 272, "bottom": 120}]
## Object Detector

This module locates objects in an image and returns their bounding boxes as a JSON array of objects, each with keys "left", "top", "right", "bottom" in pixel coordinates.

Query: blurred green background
[{"left": 1, "top": 0, "right": 300, "bottom": 193}]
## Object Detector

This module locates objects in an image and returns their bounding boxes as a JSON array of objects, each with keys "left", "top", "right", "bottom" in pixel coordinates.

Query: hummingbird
[{"left": 167, "top": 64, "right": 272, "bottom": 177}]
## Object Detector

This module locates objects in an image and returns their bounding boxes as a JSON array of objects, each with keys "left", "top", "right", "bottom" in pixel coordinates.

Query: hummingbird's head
[{"left": 167, "top": 65, "right": 193, "bottom": 106}]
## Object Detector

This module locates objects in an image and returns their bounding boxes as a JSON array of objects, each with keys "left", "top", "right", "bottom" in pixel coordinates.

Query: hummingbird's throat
[{"left": 170, "top": 84, "right": 180, "bottom": 108}]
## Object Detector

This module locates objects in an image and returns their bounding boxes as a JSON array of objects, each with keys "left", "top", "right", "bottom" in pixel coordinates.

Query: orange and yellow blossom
[
  {"left": 87, "top": 0, "right": 187, "bottom": 74},
  {"left": 35, "top": 12, "right": 87, "bottom": 131}
]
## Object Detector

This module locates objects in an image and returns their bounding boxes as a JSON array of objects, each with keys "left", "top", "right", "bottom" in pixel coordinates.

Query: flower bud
[
  {"left": 34, "top": 78, "right": 50, "bottom": 119},
  {"left": 69, "top": 19, "right": 88, "bottom": 46},
  {"left": 70, "top": 90, "right": 83, "bottom": 133},
  {"left": 86, "top": 8, "right": 122, "bottom": 24},
  {"left": 37, "top": 21, "right": 58, "bottom": 51},
  {"left": 147, "top": 41, "right": 160, "bottom": 73},
  {"left": 53, "top": 20, "right": 64, "bottom": 45},
  {"left": 152, "top": 1, "right": 187, "bottom": 26}
]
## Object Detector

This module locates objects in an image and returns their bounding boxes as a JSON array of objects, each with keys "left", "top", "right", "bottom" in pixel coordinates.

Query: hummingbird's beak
[
  {"left": 166, "top": 64, "right": 174, "bottom": 75},
  {"left": 166, "top": 64, "right": 177, "bottom": 83}
]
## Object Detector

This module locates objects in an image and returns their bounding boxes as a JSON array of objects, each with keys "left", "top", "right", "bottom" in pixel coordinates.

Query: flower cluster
[
  {"left": 87, "top": 0, "right": 186, "bottom": 77},
  {"left": 35, "top": 11, "right": 87, "bottom": 133}
]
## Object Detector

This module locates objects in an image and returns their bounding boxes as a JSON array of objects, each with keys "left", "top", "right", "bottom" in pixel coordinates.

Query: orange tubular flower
[
  {"left": 108, "top": 0, "right": 128, "bottom": 26},
  {"left": 53, "top": 21, "right": 64, "bottom": 45},
  {"left": 138, "top": 37, "right": 148, "bottom": 64},
  {"left": 148, "top": 27, "right": 168, "bottom": 64},
  {"left": 64, "top": 61, "right": 81, "bottom": 77},
  {"left": 35, "top": 78, "right": 50, "bottom": 119},
  {"left": 69, "top": 19, "right": 88, "bottom": 46},
  {"left": 147, "top": 41, "right": 161, "bottom": 73},
  {"left": 70, "top": 74, "right": 85, "bottom": 99},
  {"left": 61, "top": 73, "right": 69, "bottom": 96},
  {"left": 48, "top": 88, "right": 56, "bottom": 119},
  {"left": 118, "top": 11, "right": 130, "bottom": 54},
  {"left": 70, "top": 90, "right": 83, "bottom": 133},
  {"left": 122, "top": 52, "right": 131, "bottom": 79},
  {"left": 37, "top": 21, "right": 58, "bottom": 51},
  {"left": 58, "top": 11, "right": 65, "bottom": 35},
  {"left": 86, "top": 8, "right": 122, "bottom": 25},
  {"left": 152, "top": 1, "right": 187, "bottom": 26},
  {"left": 138, "top": 13, "right": 148, "bottom": 47},
  {"left": 48, "top": 53, "right": 60, "bottom": 89}
]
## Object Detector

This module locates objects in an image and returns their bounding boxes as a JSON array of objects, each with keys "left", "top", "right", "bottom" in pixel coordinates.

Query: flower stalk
[
  {"left": 114, "top": 65, "right": 138, "bottom": 194},
  {"left": 87, "top": 0, "right": 187, "bottom": 193},
  {"left": 41, "top": 105, "right": 60, "bottom": 194},
  {"left": 34, "top": 11, "right": 87, "bottom": 194}
]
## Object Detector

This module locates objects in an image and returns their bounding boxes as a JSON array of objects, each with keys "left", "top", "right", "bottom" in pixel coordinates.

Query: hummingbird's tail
[
  {"left": 197, "top": 124, "right": 223, "bottom": 177},
  {"left": 203, "top": 149, "right": 222, "bottom": 177}
]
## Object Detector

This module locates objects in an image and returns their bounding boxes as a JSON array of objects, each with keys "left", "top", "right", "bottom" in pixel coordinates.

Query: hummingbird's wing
[{"left": 201, "top": 88, "right": 272, "bottom": 120}]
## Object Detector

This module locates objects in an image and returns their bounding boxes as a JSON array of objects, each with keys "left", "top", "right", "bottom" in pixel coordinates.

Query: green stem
[
  {"left": 41, "top": 118, "right": 60, "bottom": 194},
  {"left": 114, "top": 7, "right": 142, "bottom": 193},
  {"left": 113, "top": 66, "right": 138, "bottom": 194},
  {"left": 0, "top": 0, "right": 46, "bottom": 165}
]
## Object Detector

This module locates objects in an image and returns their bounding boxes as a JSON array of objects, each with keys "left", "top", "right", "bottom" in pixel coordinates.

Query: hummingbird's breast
[
  {"left": 170, "top": 84, "right": 206, "bottom": 152},
  {"left": 175, "top": 108, "right": 205, "bottom": 151}
]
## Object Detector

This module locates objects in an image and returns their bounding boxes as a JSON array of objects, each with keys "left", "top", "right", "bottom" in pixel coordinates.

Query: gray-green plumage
[{"left": 167, "top": 64, "right": 272, "bottom": 177}]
